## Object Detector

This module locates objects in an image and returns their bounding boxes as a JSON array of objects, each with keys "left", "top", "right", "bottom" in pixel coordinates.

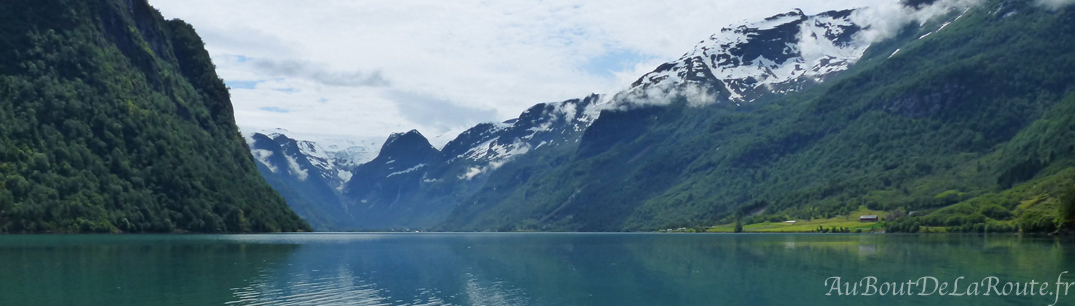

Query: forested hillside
[{"left": 0, "top": 0, "right": 310, "bottom": 233}]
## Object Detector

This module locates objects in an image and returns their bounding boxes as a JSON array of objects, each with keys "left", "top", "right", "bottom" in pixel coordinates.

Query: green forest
[{"left": 0, "top": 0, "right": 309, "bottom": 233}]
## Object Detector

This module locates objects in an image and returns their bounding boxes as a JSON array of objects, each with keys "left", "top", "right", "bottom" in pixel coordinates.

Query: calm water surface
[{"left": 1, "top": 233, "right": 1073, "bottom": 306}]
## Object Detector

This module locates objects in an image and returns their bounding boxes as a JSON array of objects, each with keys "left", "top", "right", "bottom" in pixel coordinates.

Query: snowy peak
[
  {"left": 247, "top": 133, "right": 308, "bottom": 180},
  {"left": 244, "top": 128, "right": 383, "bottom": 168},
  {"left": 441, "top": 122, "right": 510, "bottom": 160},
  {"left": 242, "top": 127, "right": 384, "bottom": 190},
  {"left": 621, "top": 9, "right": 867, "bottom": 104},
  {"left": 447, "top": 94, "right": 601, "bottom": 164}
]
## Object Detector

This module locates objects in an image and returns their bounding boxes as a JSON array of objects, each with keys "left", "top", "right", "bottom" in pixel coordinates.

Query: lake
[{"left": 0, "top": 233, "right": 1072, "bottom": 306}]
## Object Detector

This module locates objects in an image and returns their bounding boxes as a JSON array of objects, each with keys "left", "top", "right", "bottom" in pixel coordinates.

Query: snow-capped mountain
[
  {"left": 242, "top": 127, "right": 384, "bottom": 191},
  {"left": 332, "top": 94, "right": 601, "bottom": 229},
  {"left": 248, "top": 8, "right": 898, "bottom": 231},
  {"left": 617, "top": 9, "right": 866, "bottom": 105},
  {"left": 240, "top": 128, "right": 384, "bottom": 230},
  {"left": 443, "top": 94, "right": 600, "bottom": 167}
]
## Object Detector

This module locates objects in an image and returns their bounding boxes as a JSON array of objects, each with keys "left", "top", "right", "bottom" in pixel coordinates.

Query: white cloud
[
  {"left": 248, "top": 59, "right": 389, "bottom": 88},
  {"left": 150, "top": 0, "right": 879, "bottom": 140},
  {"left": 284, "top": 153, "right": 308, "bottom": 181},
  {"left": 851, "top": 0, "right": 983, "bottom": 44}
]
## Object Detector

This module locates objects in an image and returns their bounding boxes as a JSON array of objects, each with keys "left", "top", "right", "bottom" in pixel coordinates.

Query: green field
[{"left": 707, "top": 208, "right": 887, "bottom": 233}]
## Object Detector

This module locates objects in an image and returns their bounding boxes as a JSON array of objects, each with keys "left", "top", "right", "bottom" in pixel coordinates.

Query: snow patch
[
  {"left": 240, "top": 126, "right": 385, "bottom": 190},
  {"left": 615, "top": 9, "right": 869, "bottom": 108},
  {"left": 387, "top": 164, "right": 426, "bottom": 178},
  {"left": 937, "top": 22, "right": 952, "bottom": 32}
]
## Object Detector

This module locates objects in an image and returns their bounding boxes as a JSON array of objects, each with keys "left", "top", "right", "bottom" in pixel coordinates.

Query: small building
[
  {"left": 784, "top": 220, "right": 796, "bottom": 224},
  {"left": 859, "top": 215, "right": 879, "bottom": 222}
]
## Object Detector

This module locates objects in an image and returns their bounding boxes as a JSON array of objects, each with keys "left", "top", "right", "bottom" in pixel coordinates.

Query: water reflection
[
  {"left": 1, "top": 234, "right": 1073, "bottom": 306},
  {"left": 224, "top": 233, "right": 530, "bottom": 306},
  {"left": 0, "top": 234, "right": 300, "bottom": 306}
]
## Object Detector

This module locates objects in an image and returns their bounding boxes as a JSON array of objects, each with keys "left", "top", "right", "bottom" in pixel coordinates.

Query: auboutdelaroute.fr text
[{"left": 825, "top": 271, "right": 1075, "bottom": 306}]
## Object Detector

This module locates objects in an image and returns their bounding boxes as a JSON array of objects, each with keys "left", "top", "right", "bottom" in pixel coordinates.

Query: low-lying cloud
[
  {"left": 606, "top": 81, "right": 721, "bottom": 111},
  {"left": 251, "top": 59, "right": 390, "bottom": 88},
  {"left": 851, "top": 0, "right": 983, "bottom": 44}
]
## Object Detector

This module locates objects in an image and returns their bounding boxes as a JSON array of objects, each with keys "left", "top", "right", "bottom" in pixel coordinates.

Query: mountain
[
  {"left": 0, "top": 0, "right": 310, "bottom": 232},
  {"left": 245, "top": 0, "right": 1075, "bottom": 233},
  {"left": 442, "top": 94, "right": 600, "bottom": 165},
  {"left": 616, "top": 9, "right": 866, "bottom": 106},
  {"left": 327, "top": 8, "right": 881, "bottom": 231},
  {"left": 341, "top": 130, "right": 442, "bottom": 229},
  {"left": 242, "top": 93, "right": 600, "bottom": 230},
  {"left": 242, "top": 128, "right": 382, "bottom": 230},
  {"left": 334, "top": 95, "right": 602, "bottom": 230},
  {"left": 436, "top": 0, "right": 1075, "bottom": 232},
  {"left": 243, "top": 128, "right": 382, "bottom": 191}
]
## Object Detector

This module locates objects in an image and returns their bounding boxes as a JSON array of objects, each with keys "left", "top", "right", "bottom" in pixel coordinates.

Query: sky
[{"left": 149, "top": 0, "right": 882, "bottom": 145}]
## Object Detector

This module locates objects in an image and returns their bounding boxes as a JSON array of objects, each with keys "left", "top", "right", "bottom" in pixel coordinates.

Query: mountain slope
[
  {"left": 240, "top": 128, "right": 383, "bottom": 230},
  {"left": 437, "top": 8, "right": 882, "bottom": 231},
  {"left": 340, "top": 130, "right": 443, "bottom": 229},
  {"left": 329, "top": 9, "right": 876, "bottom": 231},
  {"left": 439, "top": 0, "right": 1075, "bottom": 232},
  {"left": 0, "top": 0, "right": 310, "bottom": 233},
  {"left": 614, "top": 9, "right": 865, "bottom": 107},
  {"left": 328, "top": 95, "right": 600, "bottom": 230}
]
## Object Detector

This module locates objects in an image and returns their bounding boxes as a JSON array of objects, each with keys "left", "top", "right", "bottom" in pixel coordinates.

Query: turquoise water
[{"left": 1, "top": 233, "right": 1073, "bottom": 305}]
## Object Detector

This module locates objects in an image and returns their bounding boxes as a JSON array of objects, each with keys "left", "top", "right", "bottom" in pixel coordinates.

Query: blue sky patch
[
  {"left": 260, "top": 107, "right": 290, "bottom": 113},
  {"left": 225, "top": 80, "right": 264, "bottom": 89},
  {"left": 582, "top": 49, "right": 654, "bottom": 79}
]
